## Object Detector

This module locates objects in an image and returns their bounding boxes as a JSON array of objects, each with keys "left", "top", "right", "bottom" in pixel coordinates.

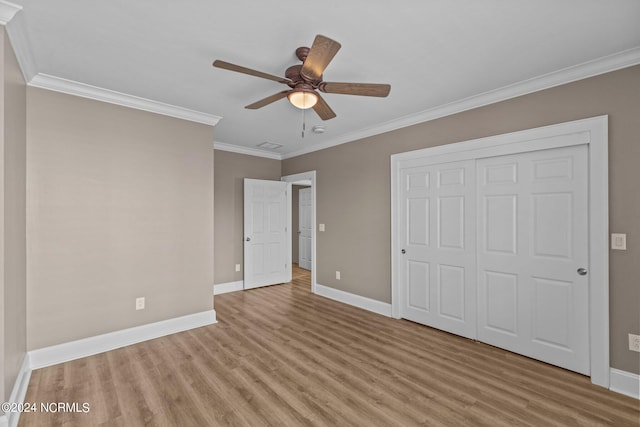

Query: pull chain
[{"left": 301, "top": 107, "right": 306, "bottom": 138}]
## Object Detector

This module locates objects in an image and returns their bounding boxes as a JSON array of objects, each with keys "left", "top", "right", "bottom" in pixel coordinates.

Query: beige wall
[
  {"left": 213, "top": 150, "right": 281, "bottom": 284},
  {"left": 26, "top": 87, "right": 214, "bottom": 350},
  {"left": 0, "top": 28, "right": 27, "bottom": 404},
  {"left": 282, "top": 65, "right": 640, "bottom": 374}
]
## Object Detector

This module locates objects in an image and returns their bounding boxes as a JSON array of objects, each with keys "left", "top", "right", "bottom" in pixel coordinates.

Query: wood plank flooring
[{"left": 20, "top": 265, "right": 640, "bottom": 426}]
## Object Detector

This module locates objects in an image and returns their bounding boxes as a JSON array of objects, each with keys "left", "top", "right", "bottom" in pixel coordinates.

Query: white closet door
[
  {"left": 477, "top": 145, "right": 589, "bottom": 374},
  {"left": 399, "top": 160, "right": 477, "bottom": 339}
]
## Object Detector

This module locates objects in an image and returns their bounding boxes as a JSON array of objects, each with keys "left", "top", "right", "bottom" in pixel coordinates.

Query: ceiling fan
[{"left": 212, "top": 34, "right": 391, "bottom": 121}]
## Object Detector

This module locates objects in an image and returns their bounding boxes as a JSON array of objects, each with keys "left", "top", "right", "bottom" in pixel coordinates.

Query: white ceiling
[{"left": 5, "top": 1, "right": 640, "bottom": 158}]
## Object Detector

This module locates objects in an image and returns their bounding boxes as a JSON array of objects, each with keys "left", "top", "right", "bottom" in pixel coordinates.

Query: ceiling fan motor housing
[{"left": 285, "top": 63, "right": 322, "bottom": 88}]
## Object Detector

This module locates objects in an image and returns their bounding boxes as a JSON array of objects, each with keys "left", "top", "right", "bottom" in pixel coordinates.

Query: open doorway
[
  {"left": 281, "top": 171, "right": 316, "bottom": 293},
  {"left": 292, "top": 184, "right": 312, "bottom": 270}
]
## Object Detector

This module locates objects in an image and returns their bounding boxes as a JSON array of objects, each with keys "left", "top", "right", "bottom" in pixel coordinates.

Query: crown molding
[
  {"left": 4, "top": 11, "right": 37, "bottom": 81},
  {"left": 214, "top": 141, "right": 282, "bottom": 160},
  {"left": 281, "top": 47, "right": 640, "bottom": 160},
  {"left": 29, "top": 73, "right": 222, "bottom": 126},
  {"left": 1, "top": 0, "right": 37, "bottom": 82},
  {"left": 0, "top": 0, "right": 20, "bottom": 25}
]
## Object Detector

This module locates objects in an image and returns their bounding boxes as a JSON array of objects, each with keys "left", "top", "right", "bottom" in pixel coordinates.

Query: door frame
[
  {"left": 282, "top": 171, "right": 317, "bottom": 293},
  {"left": 390, "top": 116, "right": 609, "bottom": 388}
]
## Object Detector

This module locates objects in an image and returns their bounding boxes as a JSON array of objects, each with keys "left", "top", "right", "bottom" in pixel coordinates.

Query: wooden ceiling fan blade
[
  {"left": 320, "top": 82, "right": 391, "bottom": 97},
  {"left": 245, "top": 91, "right": 290, "bottom": 109},
  {"left": 213, "top": 60, "right": 290, "bottom": 84},
  {"left": 300, "top": 35, "right": 341, "bottom": 82},
  {"left": 312, "top": 94, "right": 336, "bottom": 121}
]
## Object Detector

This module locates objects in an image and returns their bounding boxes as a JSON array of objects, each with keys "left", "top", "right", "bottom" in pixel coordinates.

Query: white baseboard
[
  {"left": 0, "top": 353, "right": 32, "bottom": 427},
  {"left": 315, "top": 283, "right": 392, "bottom": 317},
  {"left": 29, "top": 309, "right": 217, "bottom": 369},
  {"left": 609, "top": 368, "right": 640, "bottom": 399},
  {"left": 213, "top": 280, "right": 244, "bottom": 295}
]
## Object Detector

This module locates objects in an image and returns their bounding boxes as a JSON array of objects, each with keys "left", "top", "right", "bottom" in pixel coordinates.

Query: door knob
[
  {"left": 577, "top": 268, "right": 587, "bottom": 276},
  {"left": 246, "top": 237, "right": 251, "bottom": 242},
  {"left": 401, "top": 249, "right": 406, "bottom": 254}
]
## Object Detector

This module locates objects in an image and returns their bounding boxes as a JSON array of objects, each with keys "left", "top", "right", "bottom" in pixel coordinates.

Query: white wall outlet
[
  {"left": 629, "top": 333, "right": 640, "bottom": 352},
  {"left": 611, "top": 233, "right": 627, "bottom": 250},
  {"left": 235, "top": 263, "right": 241, "bottom": 272},
  {"left": 336, "top": 271, "right": 341, "bottom": 280},
  {"left": 319, "top": 223, "right": 325, "bottom": 232},
  {"left": 135, "top": 297, "right": 145, "bottom": 310}
]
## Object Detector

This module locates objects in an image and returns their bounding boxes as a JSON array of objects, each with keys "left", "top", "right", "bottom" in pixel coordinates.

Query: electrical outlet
[
  {"left": 336, "top": 271, "right": 341, "bottom": 280},
  {"left": 629, "top": 333, "right": 640, "bottom": 352},
  {"left": 235, "top": 263, "right": 241, "bottom": 272},
  {"left": 136, "top": 297, "right": 145, "bottom": 310}
]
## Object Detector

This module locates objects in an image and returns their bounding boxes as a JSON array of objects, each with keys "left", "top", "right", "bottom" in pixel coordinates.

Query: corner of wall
[{"left": 1, "top": 18, "right": 28, "bottom": 419}]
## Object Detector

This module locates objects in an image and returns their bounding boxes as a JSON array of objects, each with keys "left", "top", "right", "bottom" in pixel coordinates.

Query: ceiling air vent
[{"left": 257, "top": 142, "right": 283, "bottom": 150}]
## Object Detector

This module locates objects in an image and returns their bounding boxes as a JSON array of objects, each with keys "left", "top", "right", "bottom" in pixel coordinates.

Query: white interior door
[
  {"left": 477, "top": 145, "right": 589, "bottom": 374},
  {"left": 244, "top": 179, "right": 292, "bottom": 290},
  {"left": 298, "top": 187, "right": 312, "bottom": 270},
  {"left": 399, "top": 160, "right": 477, "bottom": 339}
]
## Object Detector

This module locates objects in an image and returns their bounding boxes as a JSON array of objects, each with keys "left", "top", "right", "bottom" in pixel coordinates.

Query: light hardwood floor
[{"left": 20, "top": 265, "right": 640, "bottom": 426}]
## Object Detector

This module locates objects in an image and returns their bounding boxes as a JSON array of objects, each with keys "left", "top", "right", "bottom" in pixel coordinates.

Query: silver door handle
[
  {"left": 577, "top": 268, "right": 587, "bottom": 276},
  {"left": 246, "top": 237, "right": 251, "bottom": 242}
]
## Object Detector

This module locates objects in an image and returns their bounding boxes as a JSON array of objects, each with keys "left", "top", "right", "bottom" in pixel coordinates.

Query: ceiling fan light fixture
[{"left": 288, "top": 90, "right": 318, "bottom": 109}]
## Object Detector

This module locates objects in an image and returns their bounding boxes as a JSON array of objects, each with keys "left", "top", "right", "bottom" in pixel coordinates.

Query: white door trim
[
  {"left": 281, "top": 171, "right": 317, "bottom": 293},
  {"left": 391, "top": 115, "right": 609, "bottom": 388}
]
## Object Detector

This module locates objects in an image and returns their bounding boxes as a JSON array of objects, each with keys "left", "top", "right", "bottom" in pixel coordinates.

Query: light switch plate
[
  {"left": 611, "top": 233, "right": 627, "bottom": 250},
  {"left": 319, "top": 223, "right": 325, "bottom": 232}
]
